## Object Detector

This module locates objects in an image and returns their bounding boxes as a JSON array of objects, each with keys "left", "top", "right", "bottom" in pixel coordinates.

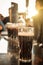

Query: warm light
[
  {"left": 27, "top": 0, "right": 38, "bottom": 18},
  {"left": 28, "top": 9, "right": 38, "bottom": 18},
  {"left": 30, "top": 18, "right": 33, "bottom": 22}
]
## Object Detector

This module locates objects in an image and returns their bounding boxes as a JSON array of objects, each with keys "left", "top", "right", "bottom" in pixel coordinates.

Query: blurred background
[{"left": 0, "top": 0, "right": 36, "bottom": 17}]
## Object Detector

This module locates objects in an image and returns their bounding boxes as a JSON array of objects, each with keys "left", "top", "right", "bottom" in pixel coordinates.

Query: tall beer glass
[{"left": 18, "top": 27, "right": 34, "bottom": 60}]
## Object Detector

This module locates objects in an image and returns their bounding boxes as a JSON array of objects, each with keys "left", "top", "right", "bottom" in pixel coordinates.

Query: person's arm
[{"left": 0, "top": 21, "right": 6, "bottom": 31}]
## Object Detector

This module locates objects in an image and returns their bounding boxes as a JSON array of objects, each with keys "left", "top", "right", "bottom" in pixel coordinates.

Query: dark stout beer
[
  {"left": 6, "top": 23, "right": 18, "bottom": 37},
  {"left": 8, "top": 27, "right": 18, "bottom": 37},
  {"left": 18, "top": 32, "right": 33, "bottom": 60},
  {"left": 6, "top": 23, "right": 19, "bottom": 53}
]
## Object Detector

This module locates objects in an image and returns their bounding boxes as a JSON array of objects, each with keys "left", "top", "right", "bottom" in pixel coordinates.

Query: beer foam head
[
  {"left": 6, "top": 23, "right": 18, "bottom": 28},
  {"left": 18, "top": 32, "right": 29, "bottom": 36},
  {"left": 18, "top": 31, "right": 34, "bottom": 36}
]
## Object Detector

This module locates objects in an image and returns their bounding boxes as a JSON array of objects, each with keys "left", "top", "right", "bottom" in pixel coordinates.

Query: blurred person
[
  {"left": 3, "top": 16, "right": 10, "bottom": 25},
  {"left": 0, "top": 14, "right": 5, "bottom": 31},
  {"left": 32, "top": 0, "right": 43, "bottom": 65},
  {"left": 0, "top": 14, "right": 4, "bottom": 21},
  {"left": 33, "top": 0, "right": 43, "bottom": 43}
]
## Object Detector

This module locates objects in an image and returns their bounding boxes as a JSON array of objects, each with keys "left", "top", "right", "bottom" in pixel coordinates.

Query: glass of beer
[
  {"left": 6, "top": 23, "right": 18, "bottom": 37},
  {"left": 6, "top": 23, "right": 20, "bottom": 54},
  {"left": 18, "top": 27, "right": 34, "bottom": 60}
]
